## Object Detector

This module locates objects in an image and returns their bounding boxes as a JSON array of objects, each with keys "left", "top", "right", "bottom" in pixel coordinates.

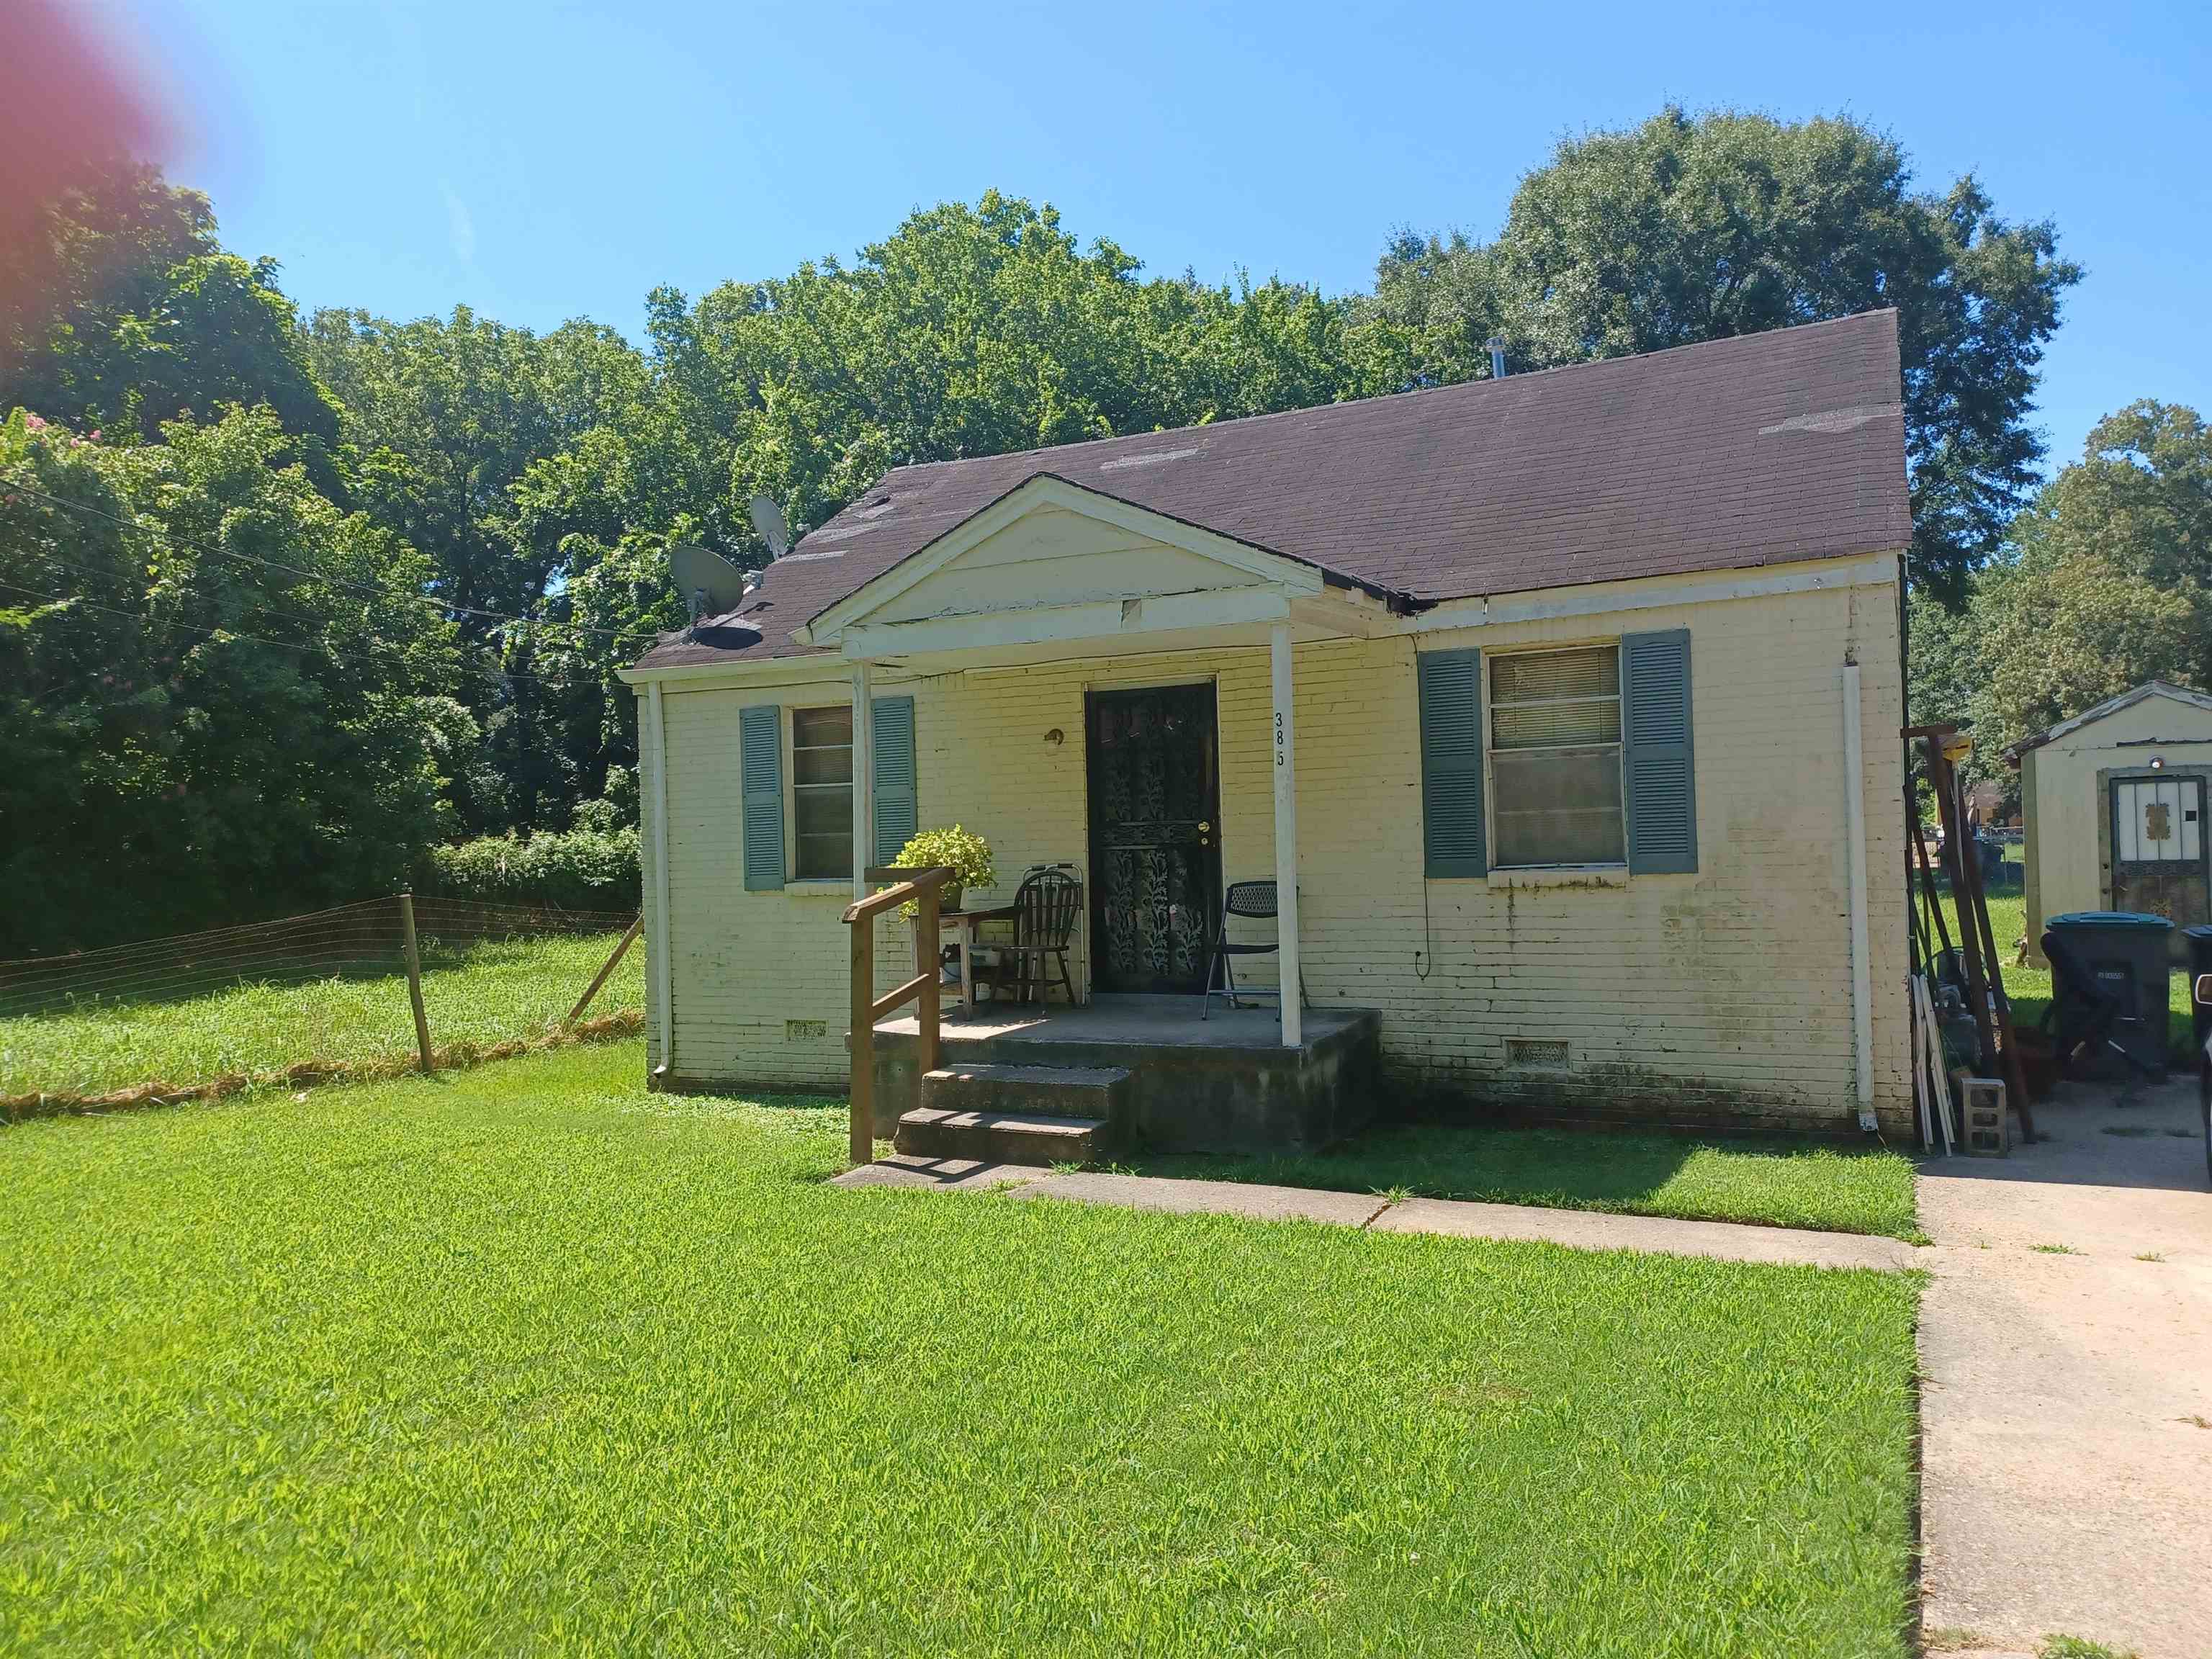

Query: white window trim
[
  {"left": 1484, "top": 639, "right": 1630, "bottom": 874},
  {"left": 787, "top": 703, "right": 855, "bottom": 883}
]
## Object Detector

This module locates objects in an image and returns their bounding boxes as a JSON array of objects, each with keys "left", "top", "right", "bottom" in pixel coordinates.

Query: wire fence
[{"left": 1, "top": 895, "right": 644, "bottom": 1113}]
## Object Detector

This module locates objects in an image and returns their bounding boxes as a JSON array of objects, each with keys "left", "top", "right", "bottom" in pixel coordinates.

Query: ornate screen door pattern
[
  {"left": 2110, "top": 773, "right": 2209, "bottom": 930},
  {"left": 1087, "top": 683, "right": 1221, "bottom": 994}
]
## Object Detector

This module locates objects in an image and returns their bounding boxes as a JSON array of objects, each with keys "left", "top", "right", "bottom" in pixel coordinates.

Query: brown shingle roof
[{"left": 636, "top": 310, "right": 1908, "bottom": 671}]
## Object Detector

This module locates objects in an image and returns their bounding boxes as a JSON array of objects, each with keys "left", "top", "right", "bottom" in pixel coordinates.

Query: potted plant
[{"left": 891, "top": 825, "right": 995, "bottom": 917}]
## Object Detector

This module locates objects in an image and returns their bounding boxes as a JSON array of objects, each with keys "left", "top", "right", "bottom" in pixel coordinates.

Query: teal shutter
[
  {"left": 871, "top": 695, "right": 917, "bottom": 867},
  {"left": 1622, "top": 629, "right": 1697, "bottom": 873},
  {"left": 1417, "top": 647, "right": 1486, "bottom": 877},
  {"left": 739, "top": 703, "right": 783, "bottom": 891}
]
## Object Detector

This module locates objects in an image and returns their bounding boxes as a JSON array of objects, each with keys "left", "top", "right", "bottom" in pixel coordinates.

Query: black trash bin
[
  {"left": 2045, "top": 912, "right": 2174, "bottom": 1074},
  {"left": 2183, "top": 925, "right": 2212, "bottom": 1061}
]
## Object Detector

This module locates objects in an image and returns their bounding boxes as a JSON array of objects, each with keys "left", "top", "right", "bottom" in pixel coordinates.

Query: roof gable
[
  {"left": 797, "top": 474, "right": 1334, "bottom": 647},
  {"left": 2013, "top": 682, "right": 2212, "bottom": 755}
]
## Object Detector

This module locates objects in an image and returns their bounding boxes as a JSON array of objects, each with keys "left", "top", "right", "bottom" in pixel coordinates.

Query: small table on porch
[{"left": 939, "top": 902, "right": 1017, "bottom": 1017}]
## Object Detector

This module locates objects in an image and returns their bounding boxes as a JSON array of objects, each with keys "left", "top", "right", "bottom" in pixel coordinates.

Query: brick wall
[{"left": 639, "top": 564, "right": 1910, "bottom": 1133}]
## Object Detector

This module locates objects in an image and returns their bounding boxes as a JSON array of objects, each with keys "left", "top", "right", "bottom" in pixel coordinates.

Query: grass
[
  {"left": 1136, "top": 1120, "right": 1923, "bottom": 1241},
  {"left": 0, "top": 930, "right": 642, "bottom": 1099},
  {"left": 0, "top": 1041, "right": 1922, "bottom": 1657}
]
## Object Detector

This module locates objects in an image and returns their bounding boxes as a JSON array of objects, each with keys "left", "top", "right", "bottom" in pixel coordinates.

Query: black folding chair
[
  {"left": 1201, "top": 879, "right": 1308, "bottom": 1020},
  {"left": 2040, "top": 929, "right": 2153, "bottom": 1075}
]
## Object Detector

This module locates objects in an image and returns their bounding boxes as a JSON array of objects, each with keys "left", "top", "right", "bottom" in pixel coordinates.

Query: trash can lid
[
  {"left": 2047, "top": 910, "right": 2175, "bottom": 932},
  {"left": 2184, "top": 924, "right": 2212, "bottom": 940}
]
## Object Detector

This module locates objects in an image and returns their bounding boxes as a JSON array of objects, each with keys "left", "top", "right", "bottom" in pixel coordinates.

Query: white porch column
[
  {"left": 850, "top": 660, "right": 874, "bottom": 899},
  {"left": 1269, "top": 621, "right": 1303, "bottom": 1046}
]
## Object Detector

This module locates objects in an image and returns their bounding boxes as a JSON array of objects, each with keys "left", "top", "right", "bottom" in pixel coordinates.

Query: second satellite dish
[
  {"left": 747, "top": 494, "right": 791, "bottom": 559},
  {"left": 669, "top": 543, "right": 750, "bottom": 623}
]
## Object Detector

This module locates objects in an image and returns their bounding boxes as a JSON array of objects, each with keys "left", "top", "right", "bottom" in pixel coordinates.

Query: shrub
[
  {"left": 419, "top": 827, "right": 641, "bottom": 912},
  {"left": 890, "top": 825, "right": 995, "bottom": 917}
]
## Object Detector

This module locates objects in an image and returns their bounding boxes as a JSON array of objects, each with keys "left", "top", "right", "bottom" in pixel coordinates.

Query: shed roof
[
  {"left": 2010, "top": 682, "right": 2212, "bottom": 756},
  {"left": 636, "top": 309, "right": 1910, "bottom": 673}
]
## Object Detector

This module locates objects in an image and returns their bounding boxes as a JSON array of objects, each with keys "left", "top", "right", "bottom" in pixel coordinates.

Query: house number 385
[{"left": 1274, "top": 711, "right": 1285, "bottom": 765}]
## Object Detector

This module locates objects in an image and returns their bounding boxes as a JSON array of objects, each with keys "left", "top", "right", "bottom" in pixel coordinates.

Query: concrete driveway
[{"left": 1919, "top": 1071, "right": 2212, "bottom": 1658}]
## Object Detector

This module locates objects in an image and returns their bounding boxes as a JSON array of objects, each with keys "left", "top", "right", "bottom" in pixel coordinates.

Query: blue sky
[{"left": 99, "top": 0, "right": 2210, "bottom": 472}]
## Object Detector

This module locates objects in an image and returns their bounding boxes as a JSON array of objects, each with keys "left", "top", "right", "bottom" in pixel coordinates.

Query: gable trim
[
  {"left": 794, "top": 472, "right": 1357, "bottom": 647},
  {"left": 2010, "top": 681, "right": 2212, "bottom": 757}
]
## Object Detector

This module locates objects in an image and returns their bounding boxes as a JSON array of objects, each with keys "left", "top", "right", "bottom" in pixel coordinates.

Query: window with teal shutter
[
  {"left": 871, "top": 695, "right": 917, "bottom": 866},
  {"left": 1418, "top": 648, "right": 1486, "bottom": 877},
  {"left": 1622, "top": 629, "right": 1698, "bottom": 873},
  {"left": 739, "top": 703, "right": 783, "bottom": 891}
]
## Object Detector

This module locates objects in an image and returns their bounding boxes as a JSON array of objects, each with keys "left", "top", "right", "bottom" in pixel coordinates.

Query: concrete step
[
  {"left": 895, "top": 1105, "right": 1105, "bottom": 1164},
  {"left": 918, "top": 1061, "right": 1131, "bottom": 1122}
]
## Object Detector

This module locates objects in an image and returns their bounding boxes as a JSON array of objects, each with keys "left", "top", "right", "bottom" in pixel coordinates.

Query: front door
[
  {"left": 1087, "top": 683, "right": 1220, "bottom": 994},
  {"left": 2110, "top": 773, "right": 2210, "bottom": 933}
]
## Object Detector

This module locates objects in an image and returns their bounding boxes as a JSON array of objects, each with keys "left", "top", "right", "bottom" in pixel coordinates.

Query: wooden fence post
[
  {"left": 397, "top": 892, "right": 434, "bottom": 1073},
  {"left": 566, "top": 914, "right": 644, "bottom": 1025}
]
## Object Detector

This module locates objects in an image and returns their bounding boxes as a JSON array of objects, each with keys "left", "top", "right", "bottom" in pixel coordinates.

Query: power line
[
  {"left": 6, "top": 480, "right": 668, "bottom": 644},
  {"left": 0, "top": 577, "right": 628, "bottom": 694}
]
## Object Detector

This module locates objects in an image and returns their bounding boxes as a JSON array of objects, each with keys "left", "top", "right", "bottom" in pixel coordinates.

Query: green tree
[
  {"left": 1959, "top": 401, "right": 2212, "bottom": 761},
  {"left": 0, "top": 406, "right": 468, "bottom": 953},
  {"left": 1364, "top": 108, "right": 2080, "bottom": 599},
  {"left": 0, "top": 161, "right": 339, "bottom": 457}
]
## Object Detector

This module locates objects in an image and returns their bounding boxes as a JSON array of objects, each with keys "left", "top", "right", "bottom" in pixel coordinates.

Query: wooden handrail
[
  {"left": 842, "top": 866, "right": 948, "bottom": 1164},
  {"left": 841, "top": 864, "right": 955, "bottom": 924}
]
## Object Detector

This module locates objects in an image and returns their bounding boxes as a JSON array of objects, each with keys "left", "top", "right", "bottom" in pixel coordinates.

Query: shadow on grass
[{"left": 1123, "top": 1117, "right": 1923, "bottom": 1239}]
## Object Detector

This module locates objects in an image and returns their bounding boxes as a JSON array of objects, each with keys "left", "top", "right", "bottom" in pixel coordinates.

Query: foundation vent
[
  {"left": 786, "top": 1018, "right": 827, "bottom": 1042},
  {"left": 1505, "top": 1038, "right": 1572, "bottom": 1071}
]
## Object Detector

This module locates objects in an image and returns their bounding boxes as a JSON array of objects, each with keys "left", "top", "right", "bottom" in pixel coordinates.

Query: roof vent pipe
[{"left": 1485, "top": 336, "right": 1507, "bottom": 379}]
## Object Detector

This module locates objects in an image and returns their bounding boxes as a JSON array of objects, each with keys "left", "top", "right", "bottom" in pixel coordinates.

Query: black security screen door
[{"left": 1087, "top": 683, "right": 1220, "bottom": 994}]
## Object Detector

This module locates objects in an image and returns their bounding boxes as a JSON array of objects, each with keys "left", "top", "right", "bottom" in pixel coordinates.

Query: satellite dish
[
  {"left": 668, "top": 543, "right": 749, "bottom": 624},
  {"left": 747, "top": 493, "right": 792, "bottom": 559}
]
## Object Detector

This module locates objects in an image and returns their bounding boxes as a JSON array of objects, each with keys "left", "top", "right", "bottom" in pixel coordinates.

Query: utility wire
[
  {"left": 6, "top": 480, "right": 667, "bottom": 644},
  {"left": 0, "top": 577, "right": 617, "bottom": 692}
]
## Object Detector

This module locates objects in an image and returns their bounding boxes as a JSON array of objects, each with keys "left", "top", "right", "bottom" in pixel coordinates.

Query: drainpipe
[
  {"left": 1841, "top": 660, "right": 1877, "bottom": 1132},
  {"left": 649, "top": 680, "right": 675, "bottom": 1081}
]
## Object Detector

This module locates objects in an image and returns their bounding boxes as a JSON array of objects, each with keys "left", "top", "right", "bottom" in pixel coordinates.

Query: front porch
[{"left": 870, "top": 994, "right": 1382, "bottom": 1155}]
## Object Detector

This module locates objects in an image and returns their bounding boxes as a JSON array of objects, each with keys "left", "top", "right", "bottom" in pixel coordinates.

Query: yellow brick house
[{"left": 621, "top": 312, "right": 1914, "bottom": 1152}]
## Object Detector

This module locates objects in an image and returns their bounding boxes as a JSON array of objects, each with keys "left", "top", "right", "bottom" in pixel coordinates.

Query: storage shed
[{"left": 2018, "top": 682, "right": 2212, "bottom": 965}]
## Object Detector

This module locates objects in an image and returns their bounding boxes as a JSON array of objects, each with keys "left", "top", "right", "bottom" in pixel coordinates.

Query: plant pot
[{"left": 941, "top": 884, "right": 964, "bottom": 914}]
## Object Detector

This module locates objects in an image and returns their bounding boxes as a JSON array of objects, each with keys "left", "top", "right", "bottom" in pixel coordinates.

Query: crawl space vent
[
  {"left": 1505, "top": 1038, "right": 1571, "bottom": 1071},
  {"left": 786, "top": 1018, "right": 827, "bottom": 1042}
]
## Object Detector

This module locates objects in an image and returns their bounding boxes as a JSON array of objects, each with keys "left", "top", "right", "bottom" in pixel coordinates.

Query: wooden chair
[
  {"left": 989, "top": 867, "right": 1082, "bottom": 1005},
  {"left": 1202, "top": 879, "right": 1306, "bottom": 1019}
]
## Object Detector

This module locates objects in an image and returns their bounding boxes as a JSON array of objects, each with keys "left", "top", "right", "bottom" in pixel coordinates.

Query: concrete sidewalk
[{"left": 833, "top": 1154, "right": 1918, "bottom": 1271}]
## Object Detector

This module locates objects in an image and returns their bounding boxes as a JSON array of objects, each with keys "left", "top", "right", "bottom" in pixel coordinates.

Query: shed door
[{"left": 2110, "top": 775, "right": 2208, "bottom": 930}]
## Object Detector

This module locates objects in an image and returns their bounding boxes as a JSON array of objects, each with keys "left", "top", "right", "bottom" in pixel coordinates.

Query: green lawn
[
  {"left": 1139, "top": 1122, "right": 1923, "bottom": 1241},
  {"left": 0, "top": 1042, "right": 1920, "bottom": 1657},
  {"left": 0, "top": 930, "right": 642, "bottom": 1099}
]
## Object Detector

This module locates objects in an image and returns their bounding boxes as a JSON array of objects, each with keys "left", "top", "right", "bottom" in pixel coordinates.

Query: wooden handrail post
[
  {"left": 397, "top": 891, "right": 434, "bottom": 1073},
  {"left": 850, "top": 908, "right": 874, "bottom": 1164},
  {"left": 841, "top": 863, "right": 954, "bottom": 1167},
  {"left": 917, "top": 878, "right": 940, "bottom": 1077}
]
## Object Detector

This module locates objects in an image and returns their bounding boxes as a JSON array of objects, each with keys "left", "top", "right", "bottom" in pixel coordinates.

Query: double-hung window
[
  {"left": 790, "top": 706, "right": 854, "bottom": 880},
  {"left": 1488, "top": 645, "right": 1627, "bottom": 868}
]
